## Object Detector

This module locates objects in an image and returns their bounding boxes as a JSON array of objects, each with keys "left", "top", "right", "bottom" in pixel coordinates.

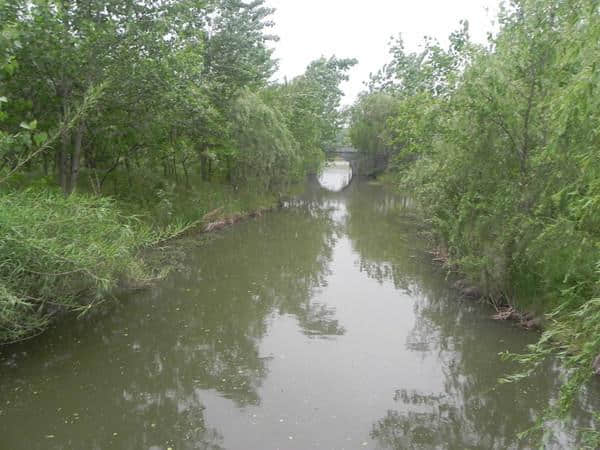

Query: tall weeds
[{"left": 0, "top": 190, "right": 151, "bottom": 343}]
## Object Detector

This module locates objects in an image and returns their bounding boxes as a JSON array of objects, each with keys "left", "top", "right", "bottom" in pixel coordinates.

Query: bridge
[{"left": 327, "top": 147, "right": 388, "bottom": 177}]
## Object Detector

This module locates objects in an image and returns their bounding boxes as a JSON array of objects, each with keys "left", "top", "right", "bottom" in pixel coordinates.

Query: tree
[
  {"left": 229, "top": 89, "right": 299, "bottom": 190},
  {"left": 349, "top": 92, "right": 399, "bottom": 155},
  {"left": 351, "top": 0, "right": 600, "bottom": 442},
  {"left": 302, "top": 56, "right": 357, "bottom": 149}
]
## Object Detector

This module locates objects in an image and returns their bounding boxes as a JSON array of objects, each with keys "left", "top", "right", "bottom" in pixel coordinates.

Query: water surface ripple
[{"left": 1, "top": 170, "right": 597, "bottom": 449}]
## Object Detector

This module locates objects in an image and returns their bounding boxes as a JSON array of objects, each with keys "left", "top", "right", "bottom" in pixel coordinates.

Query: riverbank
[
  {"left": 0, "top": 178, "right": 286, "bottom": 345},
  {"left": 425, "top": 247, "right": 544, "bottom": 331},
  {"left": 347, "top": 3, "right": 600, "bottom": 441},
  {"left": 375, "top": 173, "right": 544, "bottom": 323},
  {"left": 376, "top": 169, "right": 600, "bottom": 444},
  {"left": 6, "top": 174, "right": 598, "bottom": 450}
]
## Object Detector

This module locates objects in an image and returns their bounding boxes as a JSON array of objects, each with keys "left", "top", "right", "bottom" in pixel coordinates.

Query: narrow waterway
[{"left": 1, "top": 162, "right": 597, "bottom": 449}]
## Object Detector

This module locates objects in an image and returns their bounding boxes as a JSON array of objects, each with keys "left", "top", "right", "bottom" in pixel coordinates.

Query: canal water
[{"left": 0, "top": 162, "right": 597, "bottom": 449}]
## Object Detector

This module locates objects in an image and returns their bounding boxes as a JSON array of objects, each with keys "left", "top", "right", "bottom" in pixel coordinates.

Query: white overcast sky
[{"left": 266, "top": 0, "right": 501, "bottom": 104}]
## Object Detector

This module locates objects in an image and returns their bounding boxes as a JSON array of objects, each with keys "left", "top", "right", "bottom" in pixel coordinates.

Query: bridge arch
[{"left": 327, "top": 147, "right": 388, "bottom": 177}]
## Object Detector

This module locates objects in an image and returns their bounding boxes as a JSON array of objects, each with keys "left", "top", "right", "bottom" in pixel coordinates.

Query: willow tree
[
  {"left": 263, "top": 56, "right": 356, "bottom": 174},
  {"left": 350, "top": 0, "right": 600, "bottom": 443},
  {"left": 228, "top": 89, "right": 299, "bottom": 190}
]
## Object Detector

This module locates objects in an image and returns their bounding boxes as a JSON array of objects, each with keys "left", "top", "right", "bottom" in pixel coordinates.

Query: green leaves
[
  {"left": 351, "top": 0, "right": 600, "bottom": 444},
  {"left": 349, "top": 92, "right": 400, "bottom": 155},
  {"left": 19, "top": 120, "right": 36, "bottom": 130},
  {"left": 229, "top": 89, "right": 300, "bottom": 189},
  {"left": 0, "top": 190, "right": 151, "bottom": 343},
  {"left": 203, "top": 0, "right": 278, "bottom": 104},
  {"left": 33, "top": 132, "right": 47, "bottom": 146}
]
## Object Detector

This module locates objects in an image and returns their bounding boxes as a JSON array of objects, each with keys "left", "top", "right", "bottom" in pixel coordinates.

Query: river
[{"left": 0, "top": 160, "right": 597, "bottom": 449}]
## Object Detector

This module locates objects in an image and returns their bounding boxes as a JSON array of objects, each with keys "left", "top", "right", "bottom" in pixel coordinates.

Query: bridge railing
[{"left": 327, "top": 146, "right": 359, "bottom": 154}]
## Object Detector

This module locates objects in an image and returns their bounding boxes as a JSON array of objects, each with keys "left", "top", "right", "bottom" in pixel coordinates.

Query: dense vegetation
[
  {"left": 0, "top": 0, "right": 355, "bottom": 342},
  {"left": 349, "top": 0, "right": 600, "bottom": 442},
  {"left": 3, "top": 0, "right": 599, "bottom": 443}
]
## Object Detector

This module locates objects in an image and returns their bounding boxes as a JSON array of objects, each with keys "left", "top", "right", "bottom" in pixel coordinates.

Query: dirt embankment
[{"left": 428, "top": 248, "right": 543, "bottom": 331}]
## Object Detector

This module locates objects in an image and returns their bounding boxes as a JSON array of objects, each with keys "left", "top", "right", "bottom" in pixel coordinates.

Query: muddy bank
[{"left": 426, "top": 248, "right": 544, "bottom": 332}]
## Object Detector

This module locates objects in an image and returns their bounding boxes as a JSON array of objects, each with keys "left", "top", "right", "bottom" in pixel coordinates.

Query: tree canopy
[{"left": 349, "top": 0, "right": 600, "bottom": 443}]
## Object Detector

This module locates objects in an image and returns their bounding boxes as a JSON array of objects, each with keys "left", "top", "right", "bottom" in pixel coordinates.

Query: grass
[
  {"left": 0, "top": 170, "right": 288, "bottom": 344},
  {"left": 0, "top": 189, "right": 153, "bottom": 343}
]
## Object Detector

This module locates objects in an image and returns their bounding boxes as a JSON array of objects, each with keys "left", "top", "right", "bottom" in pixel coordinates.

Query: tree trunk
[
  {"left": 57, "top": 98, "right": 72, "bottom": 194},
  {"left": 43, "top": 152, "right": 49, "bottom": 176},
  {"left": 172, "top": 155, "right": 179, "bottom": 183},
  {"left": 59, "top": 128, "right": 69, "bottom": 194},
  {"left": 200, "top": 152, "right": 209, "bottom": 181},
  {"left": 182, "top": 158, "right": 190, "bottom": 187},
  {"left": 124, "top": 156, "right": 132, "bottom": 188},
  {"left": 69, "top": 123, "right": 85, "bottom": 194}
]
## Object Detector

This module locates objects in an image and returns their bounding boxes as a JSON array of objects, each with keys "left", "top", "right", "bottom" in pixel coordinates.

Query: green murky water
[{"left": 1, "top": 163, "right": 597, "bottom": 449}]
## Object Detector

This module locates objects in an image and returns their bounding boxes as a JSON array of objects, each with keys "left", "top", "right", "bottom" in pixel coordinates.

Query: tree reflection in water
[
  {"left": 0, "top": 204, "right": 341, "bottom": 450},
  {"left": 342, "top": 182, "right": 599, "bottom": 449},
  {"left": 2, "top": 179, "right": 600, "bottom": 449}
]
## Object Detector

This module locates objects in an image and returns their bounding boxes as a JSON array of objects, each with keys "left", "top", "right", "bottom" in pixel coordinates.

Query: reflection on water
[
  {"left": 318, "top": 158, "right": 353, "bottom": 191},
  {"left": 0, "top": 179, "right": 598, "bottom": 449}
]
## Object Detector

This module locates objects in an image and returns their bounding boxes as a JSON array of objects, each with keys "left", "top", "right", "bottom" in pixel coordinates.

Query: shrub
[{"left": 0, "top": 189, "right": 151, "bottom": 343}]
